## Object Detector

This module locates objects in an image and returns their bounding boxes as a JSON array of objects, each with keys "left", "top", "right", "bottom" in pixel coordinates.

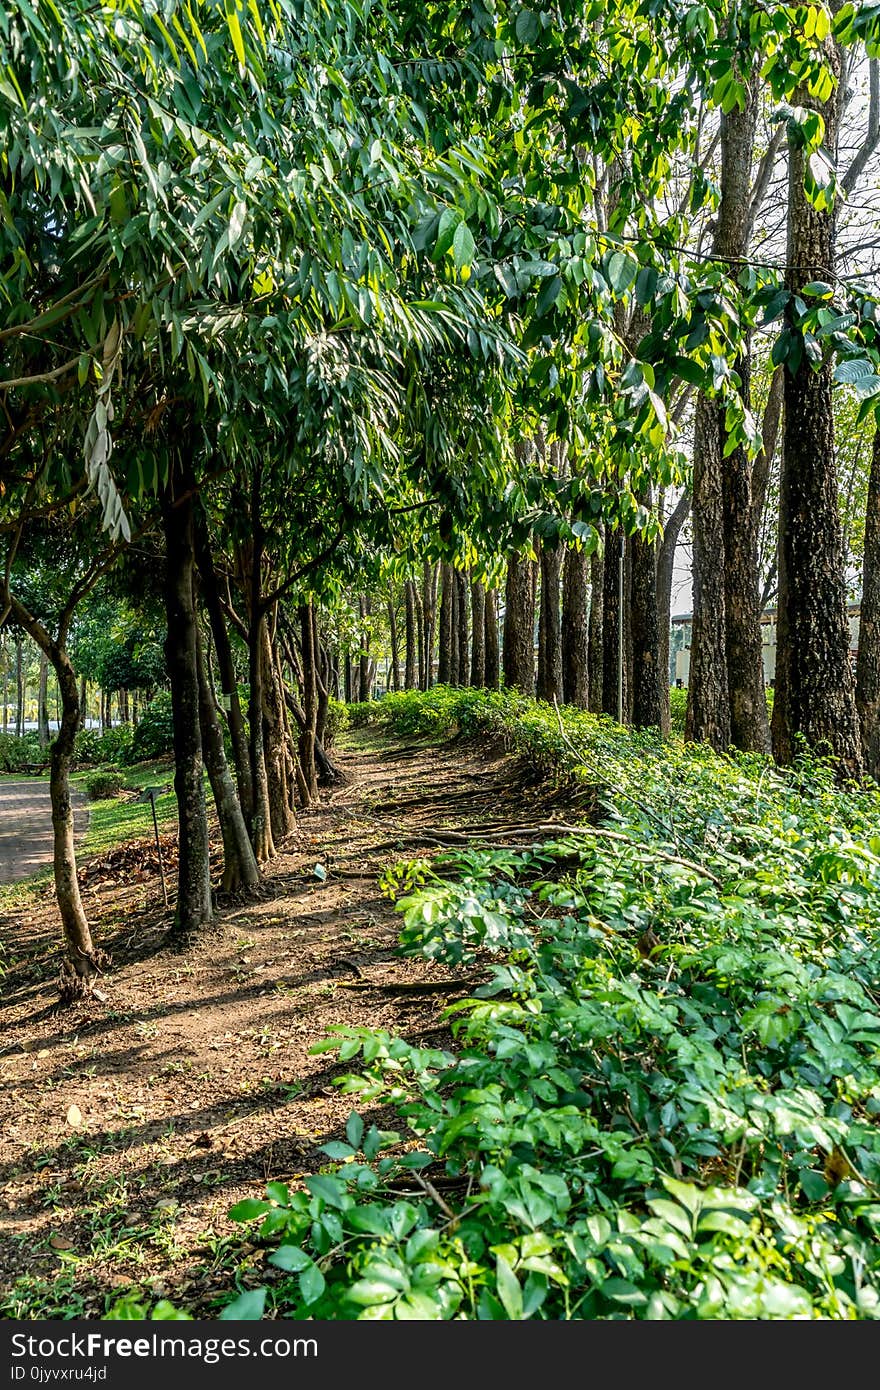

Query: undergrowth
[{"left": 131, "top": 689, "right": 880, "bottom": 1319}]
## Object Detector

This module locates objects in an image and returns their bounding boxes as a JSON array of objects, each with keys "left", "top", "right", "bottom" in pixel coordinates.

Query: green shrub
[
  {"left": 0, "top": 732, "right": 43, "bottom": 772},
  {"left": 84, "top": 770, "right": 126, "bottom": 800},
  {"left": 324, "top": 697, "right": 348, "bottom": 747},
  {"left": 129, "top": 691, "right": 174, "bottom": 762},
  {"left": 222, "top": 687, "right": 880, "bottom": 1321},
  {"left": 74, "top": 724, "right": 135, "bottom": 766}
]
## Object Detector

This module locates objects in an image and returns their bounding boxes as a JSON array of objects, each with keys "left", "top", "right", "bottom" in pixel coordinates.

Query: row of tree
[{"left": 3, "top": 0, "right": 880, "bottom": 995}]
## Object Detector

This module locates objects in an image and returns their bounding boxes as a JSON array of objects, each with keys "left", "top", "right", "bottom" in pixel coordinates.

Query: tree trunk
[
  {"left": 299, "top": 600, "right": 319, "bottom": 804},
  {"left": 438, "top": 563, "right": 454, "bottom": 685},
  {"left": 344, "top": 652, "right": 353, "bottom": 704},
  {"left": 857, "top": 428, "right": 880, "bottom": 779},
  {"left": 195, "top": 621, "right": 259, "bottom": 894},
  {"left": 194, "top": 499, "right": 254, "bottom": 825},
  {"left": 78, "top": 676, "right": 87, "bottom": 732},
  {"left": 358, "top": 594, "right": 371, "bottom": 701},
  {"left": 415, "top": 589, "right": 425, "bottom": 690},
  {"left": 772, "top": 40, "right": 863, "bottom": 778},
  {"left": 656, "top": 494, "right": 690, "bottom": 736},
  {"left": 723, "top": 352, "right": 771, "bottom": 754},
  {"left": 37, "top": 652, "right": 50, "bottom": 748},
  {"left": 261, "top": 619, "right": 296, "bottom": 837},
  {"left": 421, "top": 561, "right": 438, "bottom": 689},
  {"left": 561, "top": 546, "right": 589, "bottom": 708},
  {"left": 470, "top": 579, "right": 486, "bottom": 687},
  {"left": 630, "top": 519, "right": 663, "bottom": 730},
  {"left": 455, "top": 570, "right": 469, "bottom": 687},
  {"left": 503, "top": 553, "right": 536, "bottom": 694},
  {"left": 602, "top": 528, "right": 624, "bottom": 719},
  {"left": 387, "top": 592, "right": 401, "bottom": 693},
  {"left": 537, "top": 543, "right": 563, "bottom": 703},
  {"left": 161, "top": 470, "right": 213, "bottom": 934},
  {"left": 52, "top": 649, "right": 101, "bottom": 988},
  {"left": 687, "top": 87, "right": 770, "bottom": 754},
  {"left": 15, "top": 638, "right": 24, "bottom": 737},
  {"left": 686, "top": 398, "right": 730, "bottom": 749},
  {"left": 588, "top": 541, "right": 604, "bottom": 714},
  {"left": 404, "top": 579, "right": 417, "bottom": 689},
  {"left": 484, "top": 588, "right": 500, "bottom": 691}
]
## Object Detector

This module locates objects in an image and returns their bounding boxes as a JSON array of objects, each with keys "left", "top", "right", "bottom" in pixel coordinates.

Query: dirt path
[
  {"left": 0, "top": 780, "right": 88, "bottom": 886},
  {"left": 0, "top": 729, "right": 572, "bottom": 1317}
]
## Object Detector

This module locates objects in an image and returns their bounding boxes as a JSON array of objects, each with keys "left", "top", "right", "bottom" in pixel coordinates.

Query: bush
[
  {"left": 84, "top": 770, "right": 126, "bottom": 800},
  {"left": 323, "top": 697, "right": 348, "bottom": 748},
  {"left": 129, "top": 691, "right": 174, "bottom": 762},
  {"left": 220, "top": 688, "right": 880, "bottom": 1321},
  {"left": 74, "top": 724, "right": 135, "bottom": 766},
  {"left": 0, "top": 732, "right": 43, "bottom": 772}
]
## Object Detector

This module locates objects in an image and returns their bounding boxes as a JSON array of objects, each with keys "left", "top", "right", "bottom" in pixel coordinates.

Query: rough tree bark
[
  {"left": 772, "top": 37, "right": 863, "bottom": 778},
  {"left": 298, "top": 600, "right": 319, "bottom": 804},
  {"left": 630, "top": 518, "right": 663, "bottom": 729},
  {"left": 470, "top": 579, "right": 486, "bottom": 688},
  {"left": 857, "top": 428, "right": 880, "bottom": 779},
  {"left": 688, "top": 81, "right": 769, "bottom": 754},
  {"left": 588, "top": 540, "right": 604, "bottom": 714},
  {"left": 421, "top": 561, "right": 437, "bottom": 689},
  {"left": 161, "top": 467, "right": 213, "bottom": 933},
  {"left": 261, "top": 619, "right": 296, "bottom": 838},
  {"left": 484, "top": 588, "right": 500, "bottom": 691},
  {"left": 602, "top": 528, "right": 624, "bottom": 719},
  {"left": 404, "top": 579, "right": 417, "bottom": 689},
  {"left": 193, "top": 500, "right": 254, "bottom": 825},
  {"left": 195, "top": 622, "right": 259, "bottom": 894},
  {"left": 455, "top": 570, "right": 469, "bottom": 686},
  {"left": 438, "top": 563, "right": 454, "bottom": 685},
  {"left": 537, "top": 542, "right": 563, "bottom": 703},
  {"left": 503, "top": 553, "right": 536, "bottom": 694},
  {"left": 358, "top": 594, "right": 372, "bottom": 702},
  {"left": 387, "top": 590, "right": 401, "bottom": 693},
  {"left": 687, "top": 398, "right": 731, "bottom": 749},
  {"left": 561, "top": 546, "right": 589, "bottom": 709}
]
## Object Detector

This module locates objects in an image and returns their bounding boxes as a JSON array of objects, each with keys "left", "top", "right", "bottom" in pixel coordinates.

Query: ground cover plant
[{"left": 218, "top": 689, "right": 880, "bottom": 1320}]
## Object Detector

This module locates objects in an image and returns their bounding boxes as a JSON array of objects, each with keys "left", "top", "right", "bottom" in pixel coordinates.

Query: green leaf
[
  {"left": 515, "top": 9, "right": 540, "bottom": 44},
  {"left": 536, "top": 275, "right": 563, "bottom": 317},
  {"left": 268, "top": 1245, "right": 311, "bottom": 1272},
  {"left": 346, "top": 1111, "right": 365, "bottom": 1150},
  {"left": 305, "top": 1175, "right": 348, "bottom": 1208},
  {"left": 607, "top": 250, "right": 638, "bottom": 296},
  {"left": 265, "top": 1181, "right": 290, "bottom": 1206},
  {"left": 229, "top": 1199, "right": 271, "bottom": 1222},
  {"left": 495, "top": 1255, "right": 523, "bottom": 1319},
  {"left": 218, "top": 1288, "right": 267, "bottom": 1320},
  {"left": 452, "top": 221, "right": 475, "bottom": 272},
  {"left": 299, "top": 1263, "right": 326, "bottom": 1305},
  {"left": 225, "top": 1, "right": 246, "bottom": 65}
]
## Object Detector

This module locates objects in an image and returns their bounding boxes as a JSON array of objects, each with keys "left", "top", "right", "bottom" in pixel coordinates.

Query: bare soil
[{"left": 0, "top": 730, "right": 580, "bottom": 1318}]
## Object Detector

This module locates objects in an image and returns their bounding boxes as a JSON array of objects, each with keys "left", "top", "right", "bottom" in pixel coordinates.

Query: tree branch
[{"left": 842, "top": 58, "right": 880, "bottom": 195}]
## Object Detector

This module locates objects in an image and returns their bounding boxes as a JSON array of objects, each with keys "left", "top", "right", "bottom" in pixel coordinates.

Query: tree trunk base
[{"left": 58, "top": 948, "right": 112, "bottom": 1004}]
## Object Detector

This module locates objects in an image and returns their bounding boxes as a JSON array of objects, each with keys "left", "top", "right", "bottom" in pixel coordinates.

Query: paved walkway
[{"left": 0, "top": 780, "right": 88, "bottom": 885}]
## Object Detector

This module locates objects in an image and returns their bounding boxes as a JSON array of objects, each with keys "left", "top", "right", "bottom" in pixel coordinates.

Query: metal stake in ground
[{"left": 147, "top": 787, "right": 169, "bottom": 908}]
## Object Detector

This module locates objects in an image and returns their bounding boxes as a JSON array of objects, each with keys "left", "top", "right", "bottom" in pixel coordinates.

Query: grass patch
[{"left": 72, "top": 760, "right": 176, "bottom": 860}]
